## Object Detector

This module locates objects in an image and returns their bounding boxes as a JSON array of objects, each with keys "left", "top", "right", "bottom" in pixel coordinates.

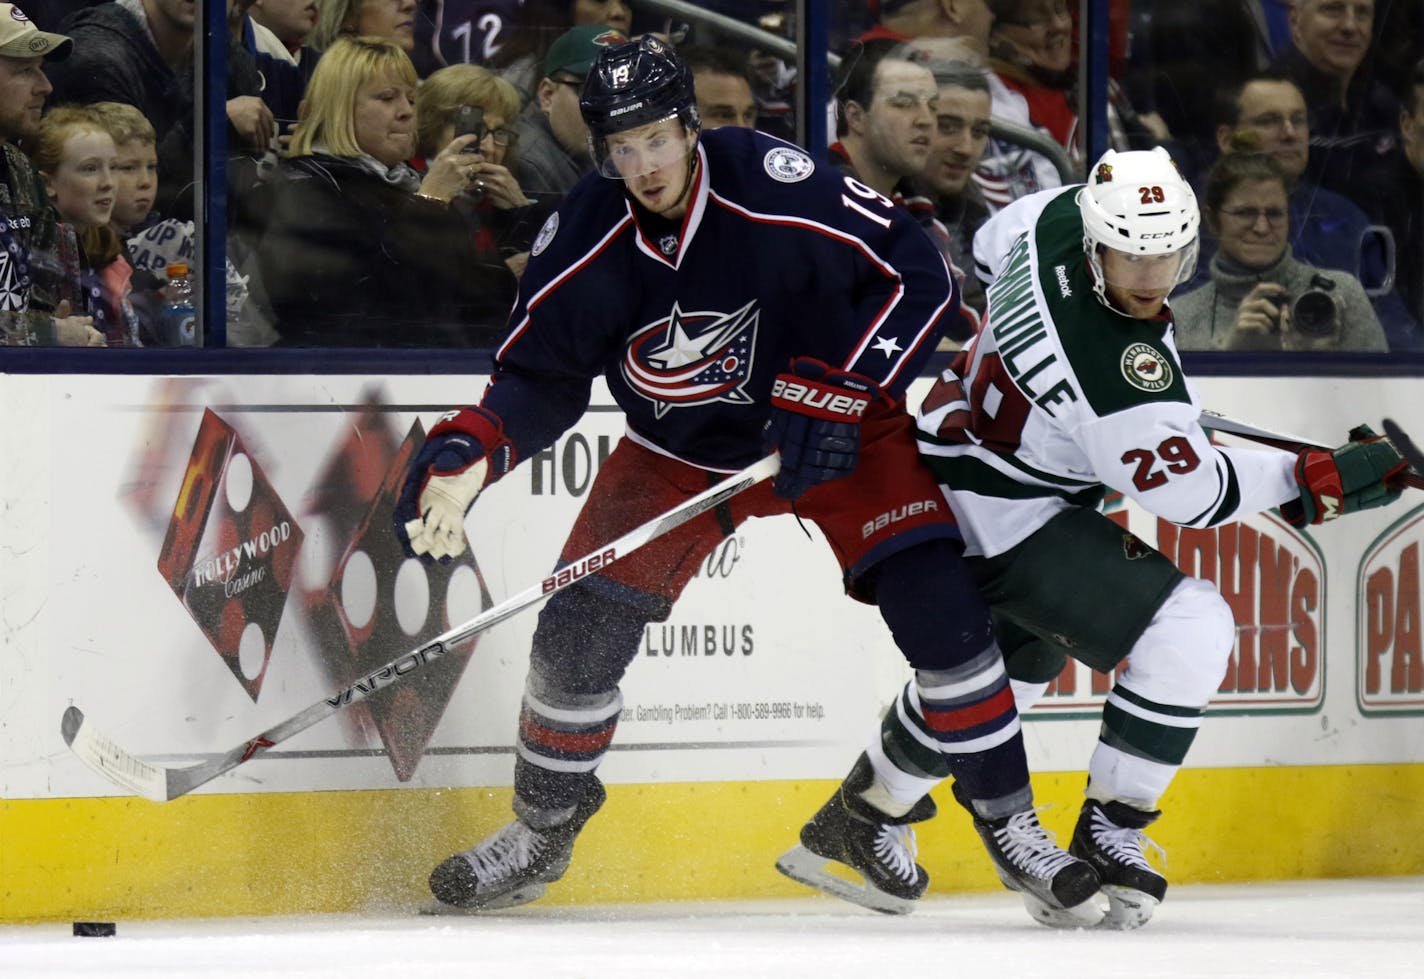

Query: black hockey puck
[{"left": 72, "top": 922, "right": 116, "bottom": 937}]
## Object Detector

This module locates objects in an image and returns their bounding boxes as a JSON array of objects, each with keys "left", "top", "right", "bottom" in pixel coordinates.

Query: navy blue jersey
[{"left": 482, "top": 127, "right": 959, "bottom": 473}]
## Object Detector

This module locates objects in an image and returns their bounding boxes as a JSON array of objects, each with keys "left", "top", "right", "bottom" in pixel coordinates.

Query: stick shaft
[
  {"left": 1199, "top": 411, "right": 1424, "bottom": 491},
  {"left": 63, "top": 454, "right": 781, "bottom": 801}
]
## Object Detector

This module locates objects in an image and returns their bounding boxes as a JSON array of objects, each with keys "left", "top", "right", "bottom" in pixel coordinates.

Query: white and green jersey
[{"left": 917, "top": 187, "right": 1299, "bottom": 558}]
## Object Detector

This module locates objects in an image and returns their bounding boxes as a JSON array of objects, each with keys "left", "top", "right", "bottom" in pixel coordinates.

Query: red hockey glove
[
  {"left": 762, "top": 357, "right": 880, "bottom": 500},
  {"left": 393, "top": 406, "right": 514, "bottom": 560},
  {"left": 1284, "top": 424, "right": 1408, "bottom": 527}
]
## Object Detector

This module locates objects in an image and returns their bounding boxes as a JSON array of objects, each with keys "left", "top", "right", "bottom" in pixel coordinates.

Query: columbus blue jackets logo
[{"left": 622, "top": 300, "right": 759, "bottom": 417}]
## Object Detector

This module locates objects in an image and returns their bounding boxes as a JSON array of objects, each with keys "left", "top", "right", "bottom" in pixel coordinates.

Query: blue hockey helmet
[{"left": 580, "top": 35, "right": 701, "bottom": 178}]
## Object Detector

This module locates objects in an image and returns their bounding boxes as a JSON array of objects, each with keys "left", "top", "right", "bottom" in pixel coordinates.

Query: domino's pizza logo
[{"left": 621, "top": 299, "right": 759, "bottom": 417}]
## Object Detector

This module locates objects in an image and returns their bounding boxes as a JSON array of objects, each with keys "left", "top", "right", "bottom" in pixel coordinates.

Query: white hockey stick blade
[
  {"left": 774, "top": 844, "right": 917, "bottom": 915},
  {"left": 62, "top": 453, "right": 781, "bottom": 801}
]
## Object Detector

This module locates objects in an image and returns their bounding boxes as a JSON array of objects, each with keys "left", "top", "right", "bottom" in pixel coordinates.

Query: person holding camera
[
  {"left": 415, "top": 63, "right": 556, "bottom": 281},
  {"left": 1173, "top": 153, "right": 1387, "bottom": 352}
]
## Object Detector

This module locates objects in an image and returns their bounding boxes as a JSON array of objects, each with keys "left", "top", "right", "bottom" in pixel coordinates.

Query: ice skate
[
  {"left": 952, "top": 782, "right": 1104, "bottom": 928},
  {"left": 1069, "top": 798, "right": 1167, "bottom": 930},
  {"left": 776, "top": 753, "right": 935, "bottom": 915},
  {"left": 427, "top": 780, "right": 606, "bottom": 911}
]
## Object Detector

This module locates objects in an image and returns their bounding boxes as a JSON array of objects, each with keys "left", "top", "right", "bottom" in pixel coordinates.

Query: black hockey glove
[
  {"left": 762, "top": 357, "right": 879, "bottom": 500},
  {"left": 393, "top": 406, "right": 514, "bottom": 561},
  {"left": 1282, "top": 424, "right": 1408, "bottom": 527}
]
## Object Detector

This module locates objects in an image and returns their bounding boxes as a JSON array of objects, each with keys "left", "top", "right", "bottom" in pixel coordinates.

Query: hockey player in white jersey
[{"left": 910, "top": 146, "right": 1409, "bottom": 928}]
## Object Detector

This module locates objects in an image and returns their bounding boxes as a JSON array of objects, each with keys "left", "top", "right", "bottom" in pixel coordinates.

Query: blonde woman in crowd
[{"left": 255, "top": 36, "right": 515, "bottom": 346}]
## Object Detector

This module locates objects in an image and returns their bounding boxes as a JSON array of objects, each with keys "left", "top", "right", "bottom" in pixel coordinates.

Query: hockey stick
[
  {"left": 1200, "top": 410, "right": 1424, "bottom": 491},
  {"left": 61, "top": 453, "right": 781, "bottom": 802}
]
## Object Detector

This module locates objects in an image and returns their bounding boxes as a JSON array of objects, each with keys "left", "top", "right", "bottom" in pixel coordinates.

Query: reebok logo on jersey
[
  {"left": 1120, "top": 342, "right": 1172, "bottom": 392},
  {"left": 1054, "top": 264, "right": 1072, "bottom": 297}
]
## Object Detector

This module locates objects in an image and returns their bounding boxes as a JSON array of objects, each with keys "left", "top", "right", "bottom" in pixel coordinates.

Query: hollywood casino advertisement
[{"left": 2, "top": 373, "right": 1422, "bottom": 802}]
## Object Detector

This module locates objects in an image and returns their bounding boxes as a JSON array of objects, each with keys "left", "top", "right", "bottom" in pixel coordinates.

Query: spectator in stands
[
  {"left": 245, "top": 0, "right": 321, "bottom": 125},
  {"left": 924, "top": 59, "right": 992, "bottom": 331},
  {"left": 510, "top": 24, "right": 625, "bottom": 198},
  {"left": 831, "top": 39, "right": 969, "bottom": 343},
  {"left": 1211, "top": 70, "right": 1421, "bottom": 350},
  {"left": 831, "top": 39, "right": 937, "bottom": 200},
  {"left": 489, "top": 0, "right": 633, "bottom": 107},
  {"left": 90, "top": 101, "right": 156, "bottom": 237},
  {"left": 32, "top": 104, "right": 145, "bottom": 345},
  {"left": 89, "top": 100, "right": 165, "bottom": 337},
  {"left": 681, "top": 45, "right": 758, "bottom": 131},
  {"left": 862, "top": 0, "right": 994, "bottom": 66},
  {"left": 1118, "top": 0, "right": 1271, "bottom": 177},
  {"left": 1174, "top": 152, "right": 1387, "bottom": 352},
  {"left": 1271, "top": 0, "right": 1397, "bottom": 199},
  {"left": 0, "top": 5, "right": 101, "bottom": 346},
  {"left": 255, "top": 36, "right": 516, "bottom": 346},
  {"left": 974, "top": 0, "right": 1077, "bottom": 210},
  {"left": 409, "top": 0, "right": 521, "bottom": 77},
  {"left": 1377, "top": 58, "right": 1424, "bottom": 329},
  {"left": 311, "top": 0, "right": 418, "bottom": 54},
  {"left": 47, "top": 0, "right": 270, "bottom": 221},
  {"left": 415, "top": 63, "right": 555, "bottom": 280}
]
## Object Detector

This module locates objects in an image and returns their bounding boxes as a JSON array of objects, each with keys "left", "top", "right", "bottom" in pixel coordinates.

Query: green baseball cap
[{"left": 543, "top": 24, "right": 628, "bottom": 80}]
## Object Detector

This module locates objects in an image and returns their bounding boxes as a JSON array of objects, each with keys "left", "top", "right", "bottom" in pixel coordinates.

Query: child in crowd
[
  {"left": 89, "top": 101, "right": 167, "bottom": 340},
  {"left": 90, "top": 101, "right": 158, "bottom": 237},
  {"left": 31, "top": 105, "right": 144, "bottom": 346}
]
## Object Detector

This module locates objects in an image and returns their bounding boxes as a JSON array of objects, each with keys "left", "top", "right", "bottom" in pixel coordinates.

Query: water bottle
[{"left": 162, "top": 262, "right": 198, "bottom": 347}]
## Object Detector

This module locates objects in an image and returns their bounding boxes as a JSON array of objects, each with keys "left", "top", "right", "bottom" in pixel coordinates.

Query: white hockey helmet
[{"left": 1077, "top": 146, "right": 1200, "bottom": 303}]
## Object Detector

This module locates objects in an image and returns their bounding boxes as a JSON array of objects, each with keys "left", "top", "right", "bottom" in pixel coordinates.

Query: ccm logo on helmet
[
  {"left": 770, "top": 379, "right": 869, "bottom": 417},
  {"left": 1140, "top": 231, "right": 1175, "bottom": 239}
]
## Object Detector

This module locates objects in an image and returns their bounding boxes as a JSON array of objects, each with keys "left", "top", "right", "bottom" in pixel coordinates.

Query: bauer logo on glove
[
  {"left": 763, "top": 357, "right": 882, "bottom": 500},
  {"left": 768, "top": 377, "right": 872, "bottom": 419}
]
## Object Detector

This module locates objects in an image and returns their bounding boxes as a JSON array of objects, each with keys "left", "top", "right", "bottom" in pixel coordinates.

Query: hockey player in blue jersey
[{"left": 393, "top": 35, "right": 1101, "bottom": 920}]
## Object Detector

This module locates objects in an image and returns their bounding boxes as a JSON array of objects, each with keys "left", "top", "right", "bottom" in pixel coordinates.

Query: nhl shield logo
[
  {"left": 1120, "top": 342, "right": 1172, "bottom": 392},
  {"left": 764, "top": 147, "right": 814, "bottom": 183}
]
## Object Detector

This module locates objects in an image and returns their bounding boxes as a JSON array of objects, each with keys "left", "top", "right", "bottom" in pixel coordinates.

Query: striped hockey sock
[
  {"left": 512, "top": 672, "right": 622, "bottom": 825},
  {"left": 875, "top": 646, "right": 1033, "bottom": 815}
]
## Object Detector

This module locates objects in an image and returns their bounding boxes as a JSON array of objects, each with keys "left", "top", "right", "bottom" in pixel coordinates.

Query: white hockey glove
[{"left": 393, "top": 407, "right": 514, "bottom": 561}]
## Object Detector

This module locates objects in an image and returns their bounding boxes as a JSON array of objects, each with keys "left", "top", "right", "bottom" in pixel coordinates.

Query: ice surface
[{"left": 2, "top": 877, "right": 1420, "bottom": 978}]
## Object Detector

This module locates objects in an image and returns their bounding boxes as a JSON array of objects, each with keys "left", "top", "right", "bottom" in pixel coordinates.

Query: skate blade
[
  {"left": 774, "top": 844, "right": 916, "bottom": 916},
  {"left": 1097, "top": 884, "right": 1160, "bottom": 930},
  {"left": 417, "top": 883, "right": 549, "bottom": 916},
  {"left": 1019, "top": 890, "right": 1106, "bottom": 929}
]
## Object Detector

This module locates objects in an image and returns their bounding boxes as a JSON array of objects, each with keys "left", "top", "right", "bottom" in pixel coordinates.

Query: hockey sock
[
  {"left": 875, "top": 659, "right": 1034, "bottom": 818},
  {"left": 1087, "top": 679, "right": 1203, "bottom": 807},
  {"left": 513, "top": 668, "right": 623, "bottom": 821}
]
